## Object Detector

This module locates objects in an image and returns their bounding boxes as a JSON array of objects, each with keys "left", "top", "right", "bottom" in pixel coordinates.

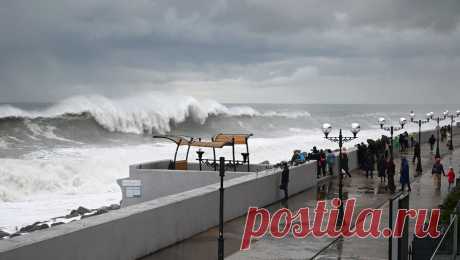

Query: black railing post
[{"left": 218, "top": 157, "right": 225, "bottom": 260}]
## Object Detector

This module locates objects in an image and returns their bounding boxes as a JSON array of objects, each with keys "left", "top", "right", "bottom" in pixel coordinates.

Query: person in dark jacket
[
  {"left": 432, "top": 158, "right": 445, "bottom": 190},
  {"left": 319, "top": 150, "right": 327, "bottom": 177},
  {"left": 340, "top": 149, "right": 352, "bottom": 178},
  {"left": 377, "top": 155, "right": 387, "bottom": 184},
  {"left": 429, "top": 134, "right": 436, "bottom": 153},
  {"left": 400, "top": 157, "right": 411, "bottom": 192},
  {"left": 386, "top": 157, "right": 396, "bottom": 193},
  {"left": 279, "top": 162, "right": 289, "bottom": 200},
  {"left": 412, "top": 142, "right": 421, "bottom": 164},
  {"left": 365, "top": 153, "right": 375, "bottom": 178},
  {"left": 311, "top": 146, "right": 321, "bottom": 178}
]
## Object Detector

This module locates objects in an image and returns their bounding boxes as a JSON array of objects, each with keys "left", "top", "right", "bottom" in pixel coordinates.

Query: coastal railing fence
[
  {"left": 430, "top": 214, "right": 458, "bottom": 260},
  {"left": 389, "top": 192, "right": 410, "bottom": 260}
]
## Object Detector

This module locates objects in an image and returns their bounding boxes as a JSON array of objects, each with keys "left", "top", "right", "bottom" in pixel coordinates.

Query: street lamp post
[
  {"left": 449, "top": 115, "right": 455, "bottom": 151},
  {"left": 409, "top": 111, "right": 431, "bottom": 174},
  {"left": 322, "top": 123, "right": 360, "bottom": 225},
  {"left": 218, "top": 157, "right": 225, "bottom": 260},
  {"left": 443, "top": 110, "right": 449, "bottom": 120},
  {"left": 378, "top": 117, "right": 407, "bottom": 161},
  {"left": 436, "top": 117, "right": 441, "bottom": 159}
]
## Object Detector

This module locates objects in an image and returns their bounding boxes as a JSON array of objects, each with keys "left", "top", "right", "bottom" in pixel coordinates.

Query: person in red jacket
[{"left": 447, "top": 167, "right": 456, "bottom": 191}]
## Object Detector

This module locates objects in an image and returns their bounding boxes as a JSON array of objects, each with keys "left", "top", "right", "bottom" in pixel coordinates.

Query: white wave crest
[{"left": 0, "top": 93, "right": 310, "bottom": 134}]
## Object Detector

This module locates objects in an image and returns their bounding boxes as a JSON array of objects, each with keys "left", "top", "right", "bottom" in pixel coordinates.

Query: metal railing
[{"left": 430, "top": 214, "right": 458, "bottom": 260}]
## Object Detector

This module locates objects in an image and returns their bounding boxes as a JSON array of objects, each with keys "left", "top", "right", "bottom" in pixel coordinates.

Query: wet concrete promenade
[{"left": 143, "top": 136, "right": 460, "bottom": 260}]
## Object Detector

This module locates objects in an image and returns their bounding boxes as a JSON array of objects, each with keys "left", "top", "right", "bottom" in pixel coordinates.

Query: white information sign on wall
[{"left": 122, "top": 179, "right": 142, "bottom": 198}]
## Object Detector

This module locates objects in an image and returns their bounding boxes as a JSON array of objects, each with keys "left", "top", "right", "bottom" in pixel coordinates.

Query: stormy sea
[{"left": 0, "top": 92, "right": 455, "bottom": 232}]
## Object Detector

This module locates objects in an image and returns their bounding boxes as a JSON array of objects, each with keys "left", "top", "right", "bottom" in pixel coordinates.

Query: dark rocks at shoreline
[
  {"left": 51, "top": 222, "right": 65, "bottom": 227},
  {"left": 7, "top": 203, "right": 121, "bottom": 239},
  {"left": 109, "top": 204, "right": 120, "bottom": 210},
  {"left": 0, "top": 230, "right": 9, "bottom": 239},
  {"left": 19, "top": 222, "right": 49, "bottom": 233},
  {"left": 67, "top": 206, "right": 91, "bottom": 218}
]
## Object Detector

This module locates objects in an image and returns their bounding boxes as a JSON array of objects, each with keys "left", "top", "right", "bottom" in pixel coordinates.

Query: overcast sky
[{"left": 1, "top": 0, "right": 460, "bottom": 104}]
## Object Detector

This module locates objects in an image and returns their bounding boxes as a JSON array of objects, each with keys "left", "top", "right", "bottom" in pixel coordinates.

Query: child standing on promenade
[{"left": 447, "top": 167, "right": 455, "bottom": 190}]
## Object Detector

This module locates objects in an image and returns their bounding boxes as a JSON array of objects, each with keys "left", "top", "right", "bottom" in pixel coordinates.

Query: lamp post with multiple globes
[
  {"left": 322, "top": 123, "right": 360, "bottom": 225},
  {"left": 378, "top": 117, "right": 407, "bottom": 161}
]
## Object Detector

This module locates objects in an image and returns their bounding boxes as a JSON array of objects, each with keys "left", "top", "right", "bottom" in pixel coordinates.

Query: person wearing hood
[{"left": 400, "top": 156, "right": 411, "bottom": 192}]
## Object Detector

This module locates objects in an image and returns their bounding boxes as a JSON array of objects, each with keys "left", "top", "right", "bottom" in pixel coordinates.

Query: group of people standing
[
  {"left": 281, "top": 128, "right": 457, "bottom": 201},
  {"left": 290, "top": 146, "right": 351, "bottom": 178},
  {"left": 398, "top": 131, "right": 414, "bottom": 153},
  {"left": 356, "top": 139, "right": 401, "bottom": 192}
]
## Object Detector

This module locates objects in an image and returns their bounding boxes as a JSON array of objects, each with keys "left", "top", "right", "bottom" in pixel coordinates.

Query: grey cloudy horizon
[{"left": 1, "top": 0, "right": 460, "bottom": 104}]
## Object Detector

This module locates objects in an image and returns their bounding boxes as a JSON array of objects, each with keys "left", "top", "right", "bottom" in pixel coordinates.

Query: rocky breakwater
[{"left": 0, "top": 204, "right": 120, "bottom": 240}]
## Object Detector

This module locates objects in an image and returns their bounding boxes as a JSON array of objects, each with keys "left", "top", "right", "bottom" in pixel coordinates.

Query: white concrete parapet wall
[
  {"left": 118, "top": 161, "right": 266, "bottom": 207},
  {"left": 0, "top": 161, "right": 318, "bottom": 260}
]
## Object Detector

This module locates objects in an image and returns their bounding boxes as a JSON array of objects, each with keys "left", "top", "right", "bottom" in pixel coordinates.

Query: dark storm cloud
[{"left": 0, "top": 0, "right": 459, "bottom": 103}]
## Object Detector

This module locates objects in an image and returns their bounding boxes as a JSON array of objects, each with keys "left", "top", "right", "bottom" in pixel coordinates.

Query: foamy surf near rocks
[{"left": 0, "top": 204, "right": 121, "bottom": 240}]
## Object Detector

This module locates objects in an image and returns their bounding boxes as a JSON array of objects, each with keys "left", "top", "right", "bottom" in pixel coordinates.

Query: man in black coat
[
  {"left": 279, "top": 162, "right": 289, "bottom": 200},
  {"left": 413, "top": 142, "right": 421, "bottom": 164},
  {"left": 429, "top": 134, "right": 436, "bottom": 153}
]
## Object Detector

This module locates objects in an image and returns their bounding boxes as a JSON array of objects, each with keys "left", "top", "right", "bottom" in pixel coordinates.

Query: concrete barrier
[
  {"left": 118, "top": 161, "right": 258, "bottom": 207},
  {"left": 0, "top": 161, "right": 318, "bottom": 260},
  {"left": 0, "top": 126, "right": 457, "bottom": 260}
]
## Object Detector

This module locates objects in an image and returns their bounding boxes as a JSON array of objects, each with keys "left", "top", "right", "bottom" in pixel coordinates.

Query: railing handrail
[{"left": 430, "top": 215, "right": 457, "bottom": 260}]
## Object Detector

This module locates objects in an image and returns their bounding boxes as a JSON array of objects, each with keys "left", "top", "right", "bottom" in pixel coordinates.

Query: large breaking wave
[{"left": 0, "top": 93, "right": 310, "bottom": 135}]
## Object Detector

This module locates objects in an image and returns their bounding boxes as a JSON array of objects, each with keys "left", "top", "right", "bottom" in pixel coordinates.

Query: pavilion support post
[
  {"left": 185, "top": 145, "right": 191, "bottom": 162},
  {"left": 173, "top": 143, "right": 180, "bottom": 169},
  {"left": 213, "top": 148, "right": 217, "bottom": 171},
  {"left": 246, "top": 140, "right": 250, "bottom": 172}
]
